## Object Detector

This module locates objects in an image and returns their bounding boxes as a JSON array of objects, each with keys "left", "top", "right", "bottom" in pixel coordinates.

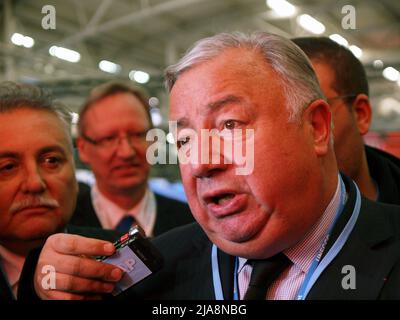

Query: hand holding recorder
[{"left": 33, "top": 227, "right": 163, "bottom": 300}]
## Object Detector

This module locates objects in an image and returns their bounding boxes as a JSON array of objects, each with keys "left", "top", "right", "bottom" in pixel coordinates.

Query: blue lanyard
[
  {"left": 297, "top": 178, "right": 361, "bottom": 300},
  {"left": 211, "top": 245, "right": 240, "bottom": 300},
  {"left": 212, "top": 176, "right": 361, "bottom": 300}
]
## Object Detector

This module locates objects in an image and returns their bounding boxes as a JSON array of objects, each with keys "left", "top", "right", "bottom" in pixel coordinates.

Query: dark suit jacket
[
  {"left": 117, "top": 174, "right": 400, "bottom": 300},
  {"left": 365, "top": 145, "right": 400, "bottom": 205},
  {"left": 69, "top": 182, "right": 194, "bottom": 236},
  {"left": 18, "top": 175, "right": 400, "bottom": 300}
]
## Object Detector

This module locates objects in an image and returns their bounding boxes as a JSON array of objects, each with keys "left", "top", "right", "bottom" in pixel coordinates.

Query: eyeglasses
[
  {"left": 326, "top": 94, "right": 357, "bottom": 102},
  {"left": 81, "top": 131, "right": 148, "bottom": 149}
]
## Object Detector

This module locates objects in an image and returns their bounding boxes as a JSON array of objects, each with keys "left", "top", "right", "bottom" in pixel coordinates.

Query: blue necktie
[{"left": 115, "top": 216, "right": 136, "bottom": 233}]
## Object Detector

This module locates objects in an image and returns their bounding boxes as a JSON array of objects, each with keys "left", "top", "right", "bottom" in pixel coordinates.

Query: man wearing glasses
[
  {"left": 70, "top": 81, "right": 193, "bottom": 236},
  {"left": 293, "top": 37, "right": 400, "bottom": 204}
]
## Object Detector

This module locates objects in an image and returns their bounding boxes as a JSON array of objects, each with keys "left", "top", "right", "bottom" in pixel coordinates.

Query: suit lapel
[
  {"left": 217, "top": 248, "right": 236, "bottom": 300},
  {"left": 174, "top": 239, "right": 214, "bottom": 299},
  {"left": 307, "top": 175, "right": 399, "bottom": 299},
  {"left": 0, "top": 264, "right": 14, "bottom": 300}
]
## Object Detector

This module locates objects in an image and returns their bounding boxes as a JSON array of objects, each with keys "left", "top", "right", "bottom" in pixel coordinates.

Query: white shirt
[
  {"left": 0, "top": 245, "right": 25, "bottom": 298},
  {"left": 91, "top": 184, "right": 157, "bottom": 237},
  {"left": 237, "top": 177, "right": 343, "bottom": 300}
]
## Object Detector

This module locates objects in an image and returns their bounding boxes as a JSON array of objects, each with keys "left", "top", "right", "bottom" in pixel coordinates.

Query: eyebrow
[
  {"left": 0, "top": 152, "right": 18, "bottom": 159},
  {"left": 176, "top": 95, "right": 244, "bottom": 128},
  {"left": 206, "top": 95, "right": 243, "bottom": 111},
  {"left": 37, "top": 145, "right": 69, "bottom": 157},
  {"left": 0, "top": 145, "right": 68, "bottom": 159}
]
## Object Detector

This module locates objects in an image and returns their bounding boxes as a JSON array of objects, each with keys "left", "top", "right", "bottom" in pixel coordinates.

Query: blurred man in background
[
  {"left": 70, "top": 81, "right": 193, "bottom": 236},
  {"left": 293, "top": 37, "right": 400, "bottom": 204}
]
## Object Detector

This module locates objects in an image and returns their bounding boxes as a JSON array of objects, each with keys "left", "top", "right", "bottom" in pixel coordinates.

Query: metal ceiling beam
[
  {"left": 86, "top": 0, "right": 113, "bottom": 29},
  {"left": 57, "top": 0, "right": 208, "bottom": 47}
]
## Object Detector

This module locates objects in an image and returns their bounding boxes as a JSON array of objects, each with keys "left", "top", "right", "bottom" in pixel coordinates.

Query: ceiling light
[
  {"left": 383, "top": 67, "right": 400, "bottom": 82},
  {"left": 129, "top": 70, "right": 150, "bottom": 84},
  {"left": 349, "top": 45, "right": 362, "bottom": 58},
  {"left": 99, "top": 60, "right": 121, "bottom": 74},
  {"left": 329, "top": 34, "right": 348, "bottom": 47},
  {"left": 266, "top": 0, "right": 296, "bottom": 17},
  {"left": 11, "top": 32, "right": 35, "bottom": 48},
  {"left": 297, "top": 14, "right": 325, "bottom": 34},
  {"left": 150, "top": 108, "right": 163, "bottom": 126},
  {"left": 149, "top": 97, "right": 160, "bottom": 107},
  {"left": 49, "top": 46, "right": 80, "bottom": 63},
  {"left": 373, "top": 60, "right": 384, "bottom": 69}
]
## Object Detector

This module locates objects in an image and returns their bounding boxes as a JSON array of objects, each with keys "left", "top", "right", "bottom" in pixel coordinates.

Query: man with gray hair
[
  {"left": 0, "top": 82, "right": 121, "bottom": 300},
  {"left": 24, "top": 32, "right": 400, "bottom": 300}
]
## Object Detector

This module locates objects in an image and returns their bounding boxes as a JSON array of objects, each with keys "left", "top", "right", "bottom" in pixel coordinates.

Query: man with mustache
[
  {"left": 70, "top": 81, "right": 193, "bottom": 236},
  {"left": 23, "top": 32, "right": 400, "bottom": 300},
  {"left": 0, "top": 82, "right": 122, "bottom": 300}
]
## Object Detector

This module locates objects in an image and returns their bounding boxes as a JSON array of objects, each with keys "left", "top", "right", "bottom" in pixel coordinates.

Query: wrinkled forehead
[
  {"left": 0, "top": 107, "right": 73, "bottom": 153},
  {"left": 169, "top": 49, "right": 284, "bottom": 123}
]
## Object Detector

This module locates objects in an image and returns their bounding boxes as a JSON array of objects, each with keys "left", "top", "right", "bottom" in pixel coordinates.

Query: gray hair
[
  {"left": 165, "top": 32, "right": 324, "bottom": 122},
  {"left": 78, "top": 80, "right": 153, "bottom": 136},
  {"left": 0, "top": 81, "right": 73, "bottom": 143}
]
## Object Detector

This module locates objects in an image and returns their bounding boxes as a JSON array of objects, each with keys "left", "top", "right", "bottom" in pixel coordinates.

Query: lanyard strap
[
  {"left": 297, "top": 179, "right": 361, "bottom": 300},
  {"left": 211, "top": 244, "right": 224, "bottom": 300},
  {"left": 296, "top": 175, "right": 346, "bottom": 299},
  {"left": 211, "top": 244, "right": 240, "bottom": 300}
]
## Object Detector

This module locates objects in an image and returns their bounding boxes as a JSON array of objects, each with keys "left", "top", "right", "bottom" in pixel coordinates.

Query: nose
[
  {"left": 22, "top": 164, "right": 46, "bottom": 194},
  {"left": 115, "top": 135, "right": 136, "bottom": 158},
  {"left": 188, "top": 135, "right": 228, "bottom": 178}
]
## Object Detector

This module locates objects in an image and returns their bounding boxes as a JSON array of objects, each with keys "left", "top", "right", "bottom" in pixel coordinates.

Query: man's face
[
  {"left": 170, "top": 48, "right": 326, "bottom": 258},
  {"left": 0, "top": 108, "right": 77, "bottom": 242},
  {"left": 312, "top": 61, "right": 364, "bottom": 178},
  {"left": 78, "top": 93, "right": 151, "bottom": 195}
]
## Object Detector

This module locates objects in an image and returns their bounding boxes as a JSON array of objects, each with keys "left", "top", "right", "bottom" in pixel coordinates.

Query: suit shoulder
[
  {"left": 360, "top": 199, "right": 400, "bottom": 236},
  {"left": 155, "top": 193, "right": 190, "bottom": 210},
  {"left": 152, "top": 222, "right": 208, "bottom": 255}
]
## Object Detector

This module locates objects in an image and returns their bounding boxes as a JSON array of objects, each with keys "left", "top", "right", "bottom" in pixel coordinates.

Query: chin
[{"left": 116, "top": 175, "right": 147, "bottom": 187}]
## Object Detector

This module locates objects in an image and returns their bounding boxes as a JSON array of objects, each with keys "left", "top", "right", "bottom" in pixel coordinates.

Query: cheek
[
  {"left": 179, "top": 165, "right": 195, "bottom": 195},
  {"left": 52, "top": 169, "right": 77, "bottom": 201},
  {"left": 0, "top": 181, "right": 18, "bottom": 217}
]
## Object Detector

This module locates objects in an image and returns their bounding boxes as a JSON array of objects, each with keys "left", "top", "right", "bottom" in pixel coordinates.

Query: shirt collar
[{"left": 91, "top": 184, "right": 156, "bottom": 236}]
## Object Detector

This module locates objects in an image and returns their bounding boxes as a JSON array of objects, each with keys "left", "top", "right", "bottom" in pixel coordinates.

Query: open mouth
[
  {"left": 207, "top": 193, "right": 236, "bottom": 205},
  {"left": 203, "top": 192, "right": 247, "bottom": 217}
]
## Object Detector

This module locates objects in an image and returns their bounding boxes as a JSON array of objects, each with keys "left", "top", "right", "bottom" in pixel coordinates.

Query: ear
[
  {"left": 351, "top": 94, "right": 372, "bottom": 136},
  {"left": 303, "top": 99, "right": 332, "bottom": 156},
  {"left": 76, "top": 136, "right": 90, "bottom": 164}
]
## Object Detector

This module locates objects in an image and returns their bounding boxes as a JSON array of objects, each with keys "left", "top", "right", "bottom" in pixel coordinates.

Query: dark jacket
[
  {"left": 365, "top": 145, "right": 400, "bottom": 205},
  {"left": 119, "top": 175, "right": 400, "bottom": 300},
  {"left": 69, "top": 182, "right": 194, "bottom": 236},
  {"left": 18, "top": 175, "right": 400, "bottom": 300}
]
